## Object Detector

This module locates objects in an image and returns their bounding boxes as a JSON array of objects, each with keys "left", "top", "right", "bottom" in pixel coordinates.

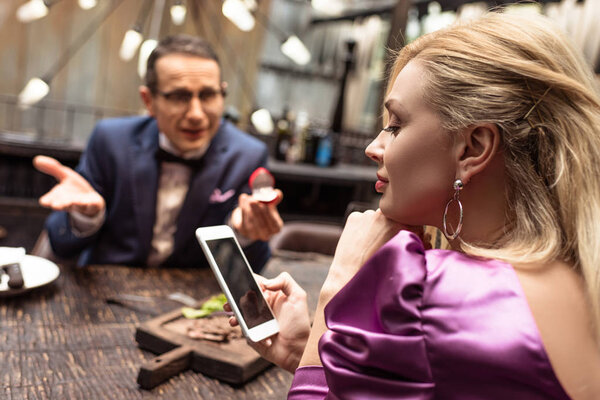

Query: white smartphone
[{"left": 195, "top": 225, "right": 279, "bottom": 343}]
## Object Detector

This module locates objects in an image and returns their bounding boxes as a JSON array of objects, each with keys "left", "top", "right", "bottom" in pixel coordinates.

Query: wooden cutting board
[{"left": 135, "top": 305, "right": 271, "bottom": 389}]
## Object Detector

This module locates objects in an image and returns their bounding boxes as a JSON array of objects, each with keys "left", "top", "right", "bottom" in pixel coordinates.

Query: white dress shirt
[{"left": 70, "top": 133, "right": 209, "bottom": 267}]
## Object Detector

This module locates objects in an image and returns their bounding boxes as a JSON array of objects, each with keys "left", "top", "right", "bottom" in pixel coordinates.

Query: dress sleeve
[
  {"left": 288, "top": 366, "right": 329, "bottom": 399},
  {"left": 316, "top": 230, "right": 434, "bottom": 399}
]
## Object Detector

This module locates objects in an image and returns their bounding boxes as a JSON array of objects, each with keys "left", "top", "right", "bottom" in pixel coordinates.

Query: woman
[{"left": 232, "top": 11, "right": 600, "bottom": 399}]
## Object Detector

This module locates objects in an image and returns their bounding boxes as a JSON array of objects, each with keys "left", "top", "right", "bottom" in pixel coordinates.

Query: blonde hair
[{"left": 388, "top": 12, "right": 600, "bottom": 335}]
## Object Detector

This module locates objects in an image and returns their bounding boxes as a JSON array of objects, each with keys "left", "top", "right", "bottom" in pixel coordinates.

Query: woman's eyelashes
[
  {"left": 382, "top": 125, "right": 402, "bottom": 135},
  {"left": 382, "top": 112, "right": 404, "bottom": 136}
]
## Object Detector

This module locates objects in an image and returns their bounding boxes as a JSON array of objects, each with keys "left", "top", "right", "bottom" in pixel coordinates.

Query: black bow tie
[{"left": 155, "top": 148, "right": 205, "bottom": 169}]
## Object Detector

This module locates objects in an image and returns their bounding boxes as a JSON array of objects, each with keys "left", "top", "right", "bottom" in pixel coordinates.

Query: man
[{"left": 33, "top": 34, "right": 282, "bottom": 271}]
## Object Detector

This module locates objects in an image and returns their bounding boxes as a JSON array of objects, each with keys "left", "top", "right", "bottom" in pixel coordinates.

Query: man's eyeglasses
[{"left": 157, "top": 88, "right": 225, "bottom": 110}]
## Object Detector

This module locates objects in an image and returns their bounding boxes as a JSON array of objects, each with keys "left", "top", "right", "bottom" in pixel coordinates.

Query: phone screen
[{"left": 206, "top": 237, "right": 274, "bottom": 328}]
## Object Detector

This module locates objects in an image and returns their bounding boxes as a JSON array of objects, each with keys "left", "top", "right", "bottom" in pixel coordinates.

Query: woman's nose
[{"left": 365, "top": 131, "right": 385, "bottom": 163}]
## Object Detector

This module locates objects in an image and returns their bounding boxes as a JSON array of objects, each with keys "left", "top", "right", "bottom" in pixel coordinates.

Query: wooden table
[{"left": 0, "top": 251, "right": 331, "bottom": 399}]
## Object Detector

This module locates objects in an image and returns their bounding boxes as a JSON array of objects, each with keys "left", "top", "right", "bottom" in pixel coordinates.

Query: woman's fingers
[{"left": 262, "top": 272, "right": 304, "bottom": 298}]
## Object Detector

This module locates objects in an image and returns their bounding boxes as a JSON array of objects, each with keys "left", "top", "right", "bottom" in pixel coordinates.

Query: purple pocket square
[{"left": 209, "top": 188, "right": 235, "bottom": 203}]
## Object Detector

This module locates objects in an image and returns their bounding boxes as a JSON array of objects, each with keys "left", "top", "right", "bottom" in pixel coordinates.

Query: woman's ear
[{"left": 455, "top": 123, "right": 501, "bottom": 183}]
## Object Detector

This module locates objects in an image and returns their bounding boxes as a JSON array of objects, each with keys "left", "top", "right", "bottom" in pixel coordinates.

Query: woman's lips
[
  {"left": 375, "top": 180, "right": 387, "bottom": 192},
  {"left": 375, "top": 174, "right": 388, "bottom": 192}
]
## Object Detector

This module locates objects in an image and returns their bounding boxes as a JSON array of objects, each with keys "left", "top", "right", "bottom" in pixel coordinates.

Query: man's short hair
[{"left": 145, "top": 34, "right": 220, "bottom": 94}]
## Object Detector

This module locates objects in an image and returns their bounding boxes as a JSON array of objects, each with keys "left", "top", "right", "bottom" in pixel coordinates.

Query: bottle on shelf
[
  {"left": 290, "top": 111, "right": 309, "bottom": 163},
  {"left": 274, "top": 108, "right": 292, "bottom": 161},
  {"left": 315, "top": 130, "right": 333, "bottom": 167},
  {"left": 303, "top": 127, "right": 318, "bottom": 164}
]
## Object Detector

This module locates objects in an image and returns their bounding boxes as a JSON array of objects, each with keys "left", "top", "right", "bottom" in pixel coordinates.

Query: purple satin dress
[{"left": 288, "top": 231, "right": 570, "bottom": 399}]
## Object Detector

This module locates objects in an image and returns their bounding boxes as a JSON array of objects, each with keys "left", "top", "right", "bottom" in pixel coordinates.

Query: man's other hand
[
  {"left": 33, "top": 155, "right": 105, "bottom": 217},
  {"left": 230, "top": 190, "right": 283, "bottom": 241}
]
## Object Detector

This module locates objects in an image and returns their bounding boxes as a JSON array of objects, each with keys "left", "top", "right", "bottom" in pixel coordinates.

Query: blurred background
[{"left": 0, "top": 0, "right": 599, "bottom": 250}]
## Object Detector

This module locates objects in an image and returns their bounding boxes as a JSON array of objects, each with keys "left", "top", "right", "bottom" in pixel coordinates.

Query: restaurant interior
[
  {"left": 0, "top": 0, "right": 599, "bottom": 398},
  {"left": 0, "top": 0, "right": 599, "bottom": 249}
]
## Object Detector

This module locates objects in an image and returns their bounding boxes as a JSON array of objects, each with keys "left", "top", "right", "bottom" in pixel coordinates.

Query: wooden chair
[{"left": 270, "top": 221, "right": 343, "bottom": 256}]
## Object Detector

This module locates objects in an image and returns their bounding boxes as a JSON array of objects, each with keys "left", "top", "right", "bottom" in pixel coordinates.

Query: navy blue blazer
[{"left": 45, "top": 116, "right": 271, "bottom": 271}]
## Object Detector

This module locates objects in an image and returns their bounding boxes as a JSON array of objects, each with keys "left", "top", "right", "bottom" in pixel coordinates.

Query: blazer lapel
[{"left": 130, "top": 122, "right": 160, "bottom": 261}]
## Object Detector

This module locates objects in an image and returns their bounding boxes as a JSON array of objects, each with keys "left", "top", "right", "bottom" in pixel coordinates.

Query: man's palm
[{"left": 33, "top": 155, "right": 105, "bottom": 216}]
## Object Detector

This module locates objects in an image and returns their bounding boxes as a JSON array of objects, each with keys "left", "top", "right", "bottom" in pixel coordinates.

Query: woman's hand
[
  {"left": 298, "top": 211, "right": 428, "bottom": 368},
  {"left": 320, "top": 209, "right": 407, "bottom": 302},
  {"left": 227, "top": 272, "right": 310, "bottom": 373},
  {"left": 298, "top": 210, "right": 411, "bottom": 368}
]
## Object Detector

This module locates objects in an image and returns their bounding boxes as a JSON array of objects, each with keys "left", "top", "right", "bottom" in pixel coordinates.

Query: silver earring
[{"left": 443, "top": 179, "right": 464, "bottom": 240}]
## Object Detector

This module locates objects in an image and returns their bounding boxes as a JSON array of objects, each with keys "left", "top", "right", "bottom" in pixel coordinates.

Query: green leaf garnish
[{"left": 181, "top": 293, "right": 227, "bottom": 319}]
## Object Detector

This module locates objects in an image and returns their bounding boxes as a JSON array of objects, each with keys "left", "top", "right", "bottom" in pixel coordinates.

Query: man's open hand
[{"left": 33, "top": 155, "right": 105, "bottom": 217}]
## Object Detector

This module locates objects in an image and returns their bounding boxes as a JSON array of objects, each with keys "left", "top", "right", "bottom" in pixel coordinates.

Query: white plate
[{"left": 0, "top": 255, "right": 60, "bottom": 297}]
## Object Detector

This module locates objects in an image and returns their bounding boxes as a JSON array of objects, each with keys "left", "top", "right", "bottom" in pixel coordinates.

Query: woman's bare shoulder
[{"left": 514, "top": 260, "right": 600, "bottom": 399}]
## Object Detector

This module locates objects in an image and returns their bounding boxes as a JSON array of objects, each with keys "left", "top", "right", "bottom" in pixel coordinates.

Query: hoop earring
[{"left": 443, "top": 179, "right": 464, "bottom": 240}]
